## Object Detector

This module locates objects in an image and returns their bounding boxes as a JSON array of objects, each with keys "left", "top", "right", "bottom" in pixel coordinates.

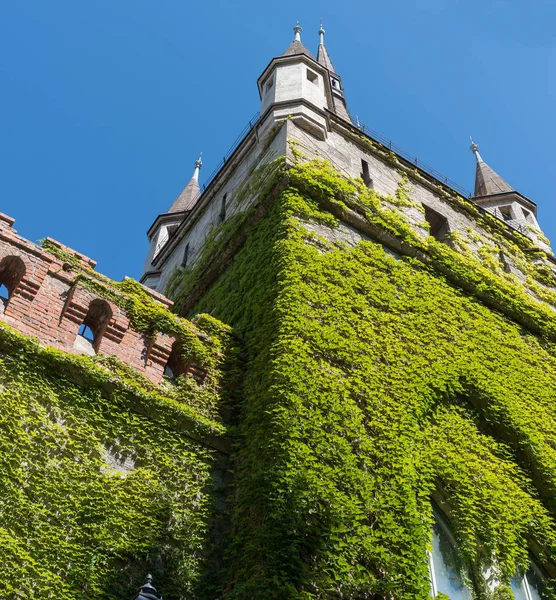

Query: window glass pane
[
  {"left": 525, "top": 565, "right": 547, "bottom": 600},
  {"left": 431, "top": 511, "right": 472, "bottom": 599},
  {"left": 510, "top": 575, "right": 529, "bottom": 600}
]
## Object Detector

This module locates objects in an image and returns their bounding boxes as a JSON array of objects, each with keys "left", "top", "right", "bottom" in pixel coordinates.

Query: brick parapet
[{"left": 0, "top": 215, "right": 190, "bottom": 384}]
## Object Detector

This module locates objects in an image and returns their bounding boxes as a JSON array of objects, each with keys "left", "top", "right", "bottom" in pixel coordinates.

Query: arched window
[
  {"left": 0, "top": 255, "right": 26, "bottom": 311},
  {"left": 163, "top": 341, "right": 186, "bottom": 379},
  {"left": 73, "top": 299, "right": 112, "bottom": 356},
  {"left": 429, "top": 505, "right": 472, "bottom": 599}
]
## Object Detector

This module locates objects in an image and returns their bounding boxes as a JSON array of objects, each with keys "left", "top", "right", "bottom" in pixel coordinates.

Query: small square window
[
  {"left": 306, "top": 69, "right": 318, "bottom": 84},
  {"left": 499, "top": 206, "right": 514, "bottom": 221},
  {"left": 264, "top": 76, "right": 274, "bottom": 93},
  {"left": 424, "top": 205, "right": 450, "bottom": 240}
]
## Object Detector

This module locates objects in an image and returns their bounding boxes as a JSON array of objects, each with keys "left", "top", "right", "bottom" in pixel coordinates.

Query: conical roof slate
[
  {"left": 168, "top": 178, "right": 201, "bottom": 213},
  {"left": 474, "top": 160, "right": 514, "bottom": 197},
  {"left": 317, "top": 43, "right": 336, "bottom": 74},
  {"left": 282, "top": 40, "right": 315, "bottom": 60}
]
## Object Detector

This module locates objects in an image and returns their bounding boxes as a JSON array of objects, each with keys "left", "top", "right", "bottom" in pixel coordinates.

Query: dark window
[
  {"left": 0, "top": 255, "right": 26, "bottom": 306},
  {"left": 499, "top": 206, "right": 514, "bottom": 221},
  {"left": 424, "top": 205, "right": 450, "bottom": 240},
  {"left": 74, "top": 298, "right": 112, "bottom": 354},
  {"left": 361, "top": 159, "right": 373, "bottom": 188},
  {"left": 307, "top": 69, "right": 318, "bottom": 84},
  {"left": 164, "top": 341, "right": 186, "bottom": 380},
  {"left": 181, "top": 243, "right": 190, "bottom": 268},
  {"left": 219, "top": 194, "right": 227, "bottom": 223}
]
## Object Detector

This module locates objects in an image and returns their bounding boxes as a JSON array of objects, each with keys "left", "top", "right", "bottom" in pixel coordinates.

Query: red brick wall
[{"left": 0, "top": 214, "right": 183, "bottom": 384}]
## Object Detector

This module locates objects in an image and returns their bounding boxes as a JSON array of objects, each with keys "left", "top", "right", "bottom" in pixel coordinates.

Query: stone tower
[{"left": 2, "top": 21, "right": 556, "bottom": 599}]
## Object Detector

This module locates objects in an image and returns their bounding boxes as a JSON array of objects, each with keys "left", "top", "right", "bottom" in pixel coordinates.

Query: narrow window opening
[
  {"left": 424, "top": 205, "right": 450, "bottom": 240},
  {"left": 499, "top": 205, "right": 514, "bottom": 222},
  {"left": 306, "top": 69, "right": 318, "bottom": 84},
  {"left": 0, "top": 255, "right": 26, "bottom": 310},
  {"left": 361, "top": 159, "right": 373, "bottom": 188},
  {"left": 73, "top": 299, "right": 112, "bottom": 356},
  {"left": 164, "top": 341, "right": 186, "bottom": 380},
  {"left": 219, "top": 194, "right": 227, "bottom": 223},
  {"left": 181, "top": 243, "right": 190, "bottom": 268},
  {"left": 264, "top": 76, "right": 274, "bottom": 93},
  {"left": 499, "top": 251, "right": 512, "bottom": 274}
]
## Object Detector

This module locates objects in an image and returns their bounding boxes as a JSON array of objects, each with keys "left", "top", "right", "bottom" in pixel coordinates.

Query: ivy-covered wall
[
  {"left": 170, "top": 155, "right": 556, "bottom": 599},
  {"left": 0, "top": 306, "right": 233, "bottom": 599}
]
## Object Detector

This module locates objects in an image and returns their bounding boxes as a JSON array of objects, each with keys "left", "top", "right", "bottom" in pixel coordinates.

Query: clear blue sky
[{"left": 1, "top": 1, "right": 555, "bottom": 281}]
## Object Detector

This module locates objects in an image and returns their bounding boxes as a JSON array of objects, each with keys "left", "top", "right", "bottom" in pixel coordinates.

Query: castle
[{"left": 1, "top": 23, "right": 556, "bottom": 600}]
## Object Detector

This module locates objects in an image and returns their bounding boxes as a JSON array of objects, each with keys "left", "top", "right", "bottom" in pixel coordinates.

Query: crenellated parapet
[{"left": 0, "top": 213, "right": 215, "bottom": 386}]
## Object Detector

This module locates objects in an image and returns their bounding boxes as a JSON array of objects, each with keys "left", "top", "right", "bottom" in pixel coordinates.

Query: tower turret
[
  {"left": 470, "top": 140, "right": 551, "bottom": 253},
  {"left": 140, "top": 155, "right": 203, "bottom": 289},
  {"left": 257, "top": 23, "right": 351, "bottom": 141}
]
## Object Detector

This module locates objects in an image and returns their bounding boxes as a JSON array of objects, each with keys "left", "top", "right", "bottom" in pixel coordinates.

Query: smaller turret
[
  {"left": 257, "top": 23, "right": 352, "bottom": 141},
  {"left": 141, "top": 155, "right": 203, "bottom": 289},
  {"left": 470, "top": 140, "right": 551, "bottom": 254}
]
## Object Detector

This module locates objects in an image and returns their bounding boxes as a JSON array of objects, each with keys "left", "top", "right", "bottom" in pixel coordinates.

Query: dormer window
[
  {"left": 331, "top": 78, "right": 341, "bottom": 90},
  {"left": 306, "top": 69, "right": 318, "bottom": 84}
]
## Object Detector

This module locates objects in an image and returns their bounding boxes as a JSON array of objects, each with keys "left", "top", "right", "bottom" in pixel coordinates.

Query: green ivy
[{"left": 164, "top": 155, "right": 556, "bottom": 599}]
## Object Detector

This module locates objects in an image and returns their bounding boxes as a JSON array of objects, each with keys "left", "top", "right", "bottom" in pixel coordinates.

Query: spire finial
[
  {"left": 469, "top": 137, "right": 483, "bottom": 164},
  {"left": 193, "top": 153, "right": 202, "bottom": 181},
  {"left": 293, "top": 22, "right": 302, "bottom": 42},
  {"left": 318, "top": 20, "right": 325, "bottom": 45}
]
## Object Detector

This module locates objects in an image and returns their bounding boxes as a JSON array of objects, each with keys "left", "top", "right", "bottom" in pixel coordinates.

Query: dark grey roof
[
  {"left": 474, "top": 160, "right": 513, "bottom": 197},
  {"left": 168, "top": 178, "right": 201, "bottom": 213},
  {"left": 282, "top": 40, "right": 315, "bottom": 59},
  {"left": 317, "top": 43, "right": 336, "bottom": 74}
]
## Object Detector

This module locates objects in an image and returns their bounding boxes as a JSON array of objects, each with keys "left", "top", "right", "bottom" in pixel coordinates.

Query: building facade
[{"left": 2, "top": 23, "right": 556, "bottom": 600}]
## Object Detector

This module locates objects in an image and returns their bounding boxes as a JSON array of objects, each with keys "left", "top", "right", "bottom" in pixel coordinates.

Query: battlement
[{"left": 0, "top": 214, "right": 205, "bottom": 385}]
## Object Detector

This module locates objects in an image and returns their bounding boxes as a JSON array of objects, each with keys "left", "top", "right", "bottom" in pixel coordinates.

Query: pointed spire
[
  {"left": 282, "top": 22, "right": 314, "bottom": 59},
  {"left": 168, "top": 154, "right": 202, "bottom": 213},
  {"left": 469, "top": 140, "right": 514, "bottom": 197},
  {"left": 316, "top": 21, "right": 337, "bottom": 74}
]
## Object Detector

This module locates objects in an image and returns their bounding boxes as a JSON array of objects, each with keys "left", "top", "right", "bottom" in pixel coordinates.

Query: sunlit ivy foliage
[
  {"left": 0, "top": 317, "right": 229, "bottom": 599},
  {"left": 168, "top": 155, "right": 556, "bottom": 599}
]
